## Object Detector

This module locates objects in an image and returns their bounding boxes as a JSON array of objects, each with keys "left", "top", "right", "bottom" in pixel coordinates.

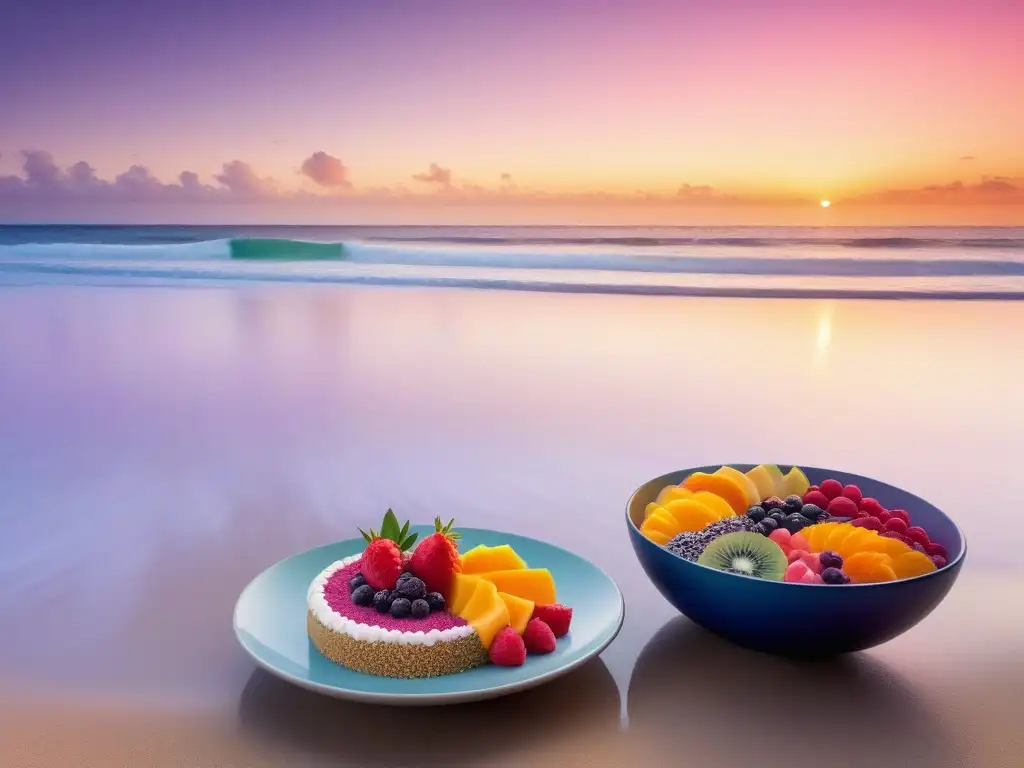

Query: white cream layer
[{"left": 307, "top": 553, "right": 476, "bottom": 646}]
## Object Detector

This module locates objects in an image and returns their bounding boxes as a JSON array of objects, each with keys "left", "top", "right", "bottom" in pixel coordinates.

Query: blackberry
[
  {"left": 761, "top": 496, "right": 784, "bottom": 511},
  {"left": 373, "top": 589, "right": 394, "bottom": 613},
  {"left": 395, "top": 576, "right": 426, "bottom": 601},
  {"left": 351, "top": 584, "right": 375, "bottom": 606},
  {"left": 397, "top": 572, "right": 413, "bottom": 584},
  {"left": 348, "top": 573, "right": 367, "bottom": 593},
  {"left": 821, "top": 567, "right": 850, "bottom": 585},
  {"left": 783, "top": 495, "right": 804, "bottom": 513},
  {"left": 390, "top": 597, "right": 412, "bottom": 618},
  {"left": 411, "top": 598, "right": 430, "bottom": 619},
  {"left": 751, "top": 523, "right": 769, "bottom": 536},
  {"left": 666, "top": 516, "right": 759, "bottom": 562},
  {"left": 781, "top": 513, "right": 808, "bottom": 533},
  {"left": 768, "top": 511, "right": 786, "bottom": 523},
  {"left": 800, "top": 503, "right": 824, "bottom": 521},
  {"left": 746, "top": 505, "right": 767, "bottom": 523},
  {"left": 759, "top": 516, "right": 779, "bottom": 533},
  {"left": 819, "top": 551, "right": 843, "bottom": 570},
  {"left": 425, "top": 592, "right": 446, "bottom": 612},
  {"left": 816, "top": 513, "right": 832, "bottom": 523}
]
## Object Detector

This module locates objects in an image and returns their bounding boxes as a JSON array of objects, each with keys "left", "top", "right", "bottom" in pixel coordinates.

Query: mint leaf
[{"left": 380, "top": 509, "right": 401, "bottom": 541}]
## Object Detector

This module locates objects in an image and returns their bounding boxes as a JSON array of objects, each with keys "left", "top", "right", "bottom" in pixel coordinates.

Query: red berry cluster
[
  {"left": 488, "top": 604, "right": 573, "bottom": 667},
  {"left": 803, "top": 479, "right": 948, "bottom": 568}
]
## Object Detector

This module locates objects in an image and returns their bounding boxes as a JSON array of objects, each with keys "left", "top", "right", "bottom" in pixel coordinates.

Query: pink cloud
[
  {"left": 300, "top": 151, "right": 352, "bottom": 188},
  {"left": 846, "top": 177, "right": 1024, "bottom": 205},
  {"left": 412, "top": 163, "right": 452, "bottom": 187}
]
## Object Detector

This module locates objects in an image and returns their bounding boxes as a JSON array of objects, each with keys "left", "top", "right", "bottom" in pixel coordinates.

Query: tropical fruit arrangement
[
  {"left": 307, "top": 511, "right": 574, "bottom": 678},
  {"left": 639, "top": 466, "right": 949, "bottom": 584}
]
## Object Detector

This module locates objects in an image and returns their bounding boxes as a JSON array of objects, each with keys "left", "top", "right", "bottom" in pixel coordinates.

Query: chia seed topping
[{"left": 665, "top": 516, "right": 760, "bottom": 560}]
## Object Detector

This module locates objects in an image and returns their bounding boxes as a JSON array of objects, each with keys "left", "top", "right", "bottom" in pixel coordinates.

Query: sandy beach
[{"left": 1, "top": 283, "right": 1022, "bottom": 766}]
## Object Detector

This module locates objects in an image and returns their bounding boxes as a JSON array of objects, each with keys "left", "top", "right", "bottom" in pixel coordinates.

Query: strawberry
[
  {"left": 358, "top": 509, "right": 419, "bottom": 591},
  {"left": 409, "top": 517, "right": 462, "bottom": 597},
  {"left": 531, "top": 604, "right": 572, "bottom": 638},
  {"left": 523, "top": 618, "right": 557, "bottom": 654},
  {"left": 489, "top": 627, "right": 526, "bottom": 666}
]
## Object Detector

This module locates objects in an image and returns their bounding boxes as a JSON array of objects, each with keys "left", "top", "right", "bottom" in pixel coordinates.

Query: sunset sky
[{"left": 2, "top": 0, "right": 1022, "bottom": 224}]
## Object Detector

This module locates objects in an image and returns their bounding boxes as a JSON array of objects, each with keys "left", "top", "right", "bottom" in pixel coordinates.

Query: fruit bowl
[{"left": 626, "top": 465, "right": 966, "bottom": 656}]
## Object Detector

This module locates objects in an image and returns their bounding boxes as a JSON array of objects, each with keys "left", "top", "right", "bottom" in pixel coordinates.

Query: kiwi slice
[{"left": 697, "top": 532, "right": 787, "bottom": 580}]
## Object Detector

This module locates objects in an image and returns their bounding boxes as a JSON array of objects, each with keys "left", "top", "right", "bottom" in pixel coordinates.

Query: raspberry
[
  {"left": 911, "top": 541, "right": 927, "bottom": 553},
  {"left": 819, "top": 479, "right": 844, "bottom": 500},
  {"left": 876, "top": 509, "right": 892, "bottom": 524},
  {"left": 924, "top": 542, "right": 948, "bottom": 559},
  {"left": 802, "top": 490, "right": 830, "bottom": 509},
  {"left": 883, "top": 518, "right": 909, "bottom": 534},
  {"left": 888, "top": 508, "right": 911, "bottom": 525},
  {"left": 930, "top": 555, "right": 947, "bottom": 568},
  {"left": 808, "top": 485, "right": 820, "bottom": 493},
  {"left": 826, "top": 496, "right": 858, "bottom": 518},
  {"left": 841, "top": 484, "right": 863, "bottom": 505},
  {"left": 880, "top": 531, "right": 904, "bottom": 540},
  {"left": 488, "top": 627, "right": 527, "bottom": 666},
  {"left": 850, "top": 516, "right": 882, "bottom": 531},
  {"left": 523, "top": 618, "right": 557, "bottom": 654},
  {"left": 858, "top": 498, "right": 885, "bottom": 516},
  {"left": 904, "top": 526, "right": 930, "bottom": 545},
  {"left": 531, "top": 604, "right": 573, "bottom": 638}
]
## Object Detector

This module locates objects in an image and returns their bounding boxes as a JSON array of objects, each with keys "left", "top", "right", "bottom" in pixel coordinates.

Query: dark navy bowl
[{"left": 627, "top": 465, "right": 966, "bottom": 656}]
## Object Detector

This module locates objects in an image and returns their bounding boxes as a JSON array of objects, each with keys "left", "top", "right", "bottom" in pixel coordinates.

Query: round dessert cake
[{"left": 307, "top": 554, "right": 489, "bottom": 679}]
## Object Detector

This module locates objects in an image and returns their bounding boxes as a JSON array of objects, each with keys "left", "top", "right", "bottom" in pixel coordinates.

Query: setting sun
[{"left": 820, "top": 200, "right": 832, "bottom": 208}]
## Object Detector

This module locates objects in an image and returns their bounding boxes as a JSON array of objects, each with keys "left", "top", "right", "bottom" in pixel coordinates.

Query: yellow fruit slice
[
  {"left": 641, "top": 510, "right": 680, "bottom": 538},
  {"left": 691, "top": 491, "right": 735, "bottom": 520},
  {"left": 780, "top": 467, "right": 811, "bottom": 498},
  {"left": 890, "top": 550, "right": 937, "bottom": 579},
  {"left": 656, "top": 485, "right": 693, "bottom": 505},
  {"left": 844, "top": 552, "right": 897, "bottom": 583},
  {"left": 644, "top": 502, "right": 667, "bottom": 521},
  {"left": 715, "top": 466, "right": 760, "bottom": 506},
  {"left": 498, "top": 591, "right": 535, "bottom": 635},
  {"left": 825, "top": 523, "right": 856, "bottom": 552},
  {"left": 836, "top": 527, "right": 875, "bottom": 559},
  {"left": 479, "top": 568, "right": 557, "bottom": 605},
  {"left": 805, "top": 522, "right": 839, "bottom": 552},
  {"left": 761, "top": 464, "right": 786, "bottom": 496},
  {"left": 745, "top": 466, "right": 777, "bottom": 502},
  {"left": 460, "top": 544, "right": 528, "bottom": 574},
  {"left": 662, "top": 499, "right": 718, "bottom": 532},
  {"left": 641, "top": 528, "right": 673, "bottom": 546},
  {"left": 470, "top": 601, "right": 512, "bottom": 649},
  {"left": 449, "top": 574, "right": 482, "bottom": 615},
  {"left": 859, "top": 535, "right": 911, "bottom": 558},
  {"left": 682, "top": 472, "right": 747, "bottom": 514}
]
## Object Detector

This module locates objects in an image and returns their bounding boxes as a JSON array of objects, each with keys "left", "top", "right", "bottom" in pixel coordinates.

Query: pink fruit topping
[
  {"left": 826, "top": 496, "right": 859, "bottom": 518},
  {"left": 802, "top": 490, "right": 830, "bottom": 509},
  {"left": 888, "top": 508, "right": 911, "bottom": 525},
  {"left": 819, "top": 479, "right": 844, "bottom": 499},
  {"left": 841, "top": 484, "right": 863, "bottom": 505}
]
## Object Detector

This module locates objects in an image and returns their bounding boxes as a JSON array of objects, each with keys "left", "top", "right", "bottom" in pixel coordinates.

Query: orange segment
[
  {"left": 836, "top": 528, "right": 875, "bottom": 559},
  {"left": 860, "top": 535, "right": 912, "bottom": 558},
  {"left": 891, "top": 550, "right": 937, "bottom": 579},
  {"left": 804, "top": 522, "right": 839, "bottom": 552},
  {"left": 644, "top": 502, "right": 666, "bottom": 522},
  {"left": 825, "top": 524, "right": 856, "bottom": 552},
  {"left": 682, "top": 472, "right": 747, "bottom": 514},
  {"left": 641, "top": 510, "right": 680, "bottom": 538},
  {"left": 656, "top": 485, "right": 694, "bottom": 505},
  {"left": 641, "top": 529, "right": 673, "bottom": 546},
  {"left": 844, "top": 552, "right": 898, "bottom": 583},
  {"left": 663, "top": 499, "right": 719, "bottom": 532},
  {"left": 691, "top": 491, "right": 735, "bottom": 520}
]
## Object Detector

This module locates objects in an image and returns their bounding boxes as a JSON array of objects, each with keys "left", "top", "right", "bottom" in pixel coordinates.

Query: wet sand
[{"left": 0, "top": 284, "right": 1021, "bottom": 766}]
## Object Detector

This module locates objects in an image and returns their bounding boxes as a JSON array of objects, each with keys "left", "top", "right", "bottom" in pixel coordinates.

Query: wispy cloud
[
  {"left": 412, "top": 163, "right": 453, "bottom": 187},
  {"left": 845, "top": 176, "right": 1024, "bottom": 205}
]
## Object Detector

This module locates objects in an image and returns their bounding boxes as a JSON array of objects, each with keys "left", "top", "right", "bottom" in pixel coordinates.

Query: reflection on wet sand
[{"left": 627, "top": 617, "right": 964, "bottom": 768}]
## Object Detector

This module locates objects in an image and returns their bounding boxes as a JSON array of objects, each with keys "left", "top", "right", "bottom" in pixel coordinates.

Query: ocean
[{"left": 2, "top": 224, "right": 1024, "bottom": 298}]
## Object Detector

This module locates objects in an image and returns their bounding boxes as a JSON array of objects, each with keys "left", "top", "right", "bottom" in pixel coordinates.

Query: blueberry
[
  {"left": 397, "top": 572, "right": 413, "bottom": 584},
  {"left": 768, "top": 511, "right": 786, "bottom": 523},
  {"left": 351, "top": 584, "right": 375, "bottom": 606},
  {"left": 821, "top": 567, "right": 850, "bottom": 585},
  {"left": 373, "top": 589, "right": 394, "bottom": 613},
  {"left": 411, "top": 598, "right": 430, "bottom": 619},
  {"left": 761, "top": 496, "right": 784, "bottom": 511},
  {"left": 746, "top": 505, "right": 766, "bottom": 522},
  {"left": 759, "top": 516, "right": 779, "bottom": 532},
  {"left": 819, "top": 551, "right": 844, "bottom": 570},
  {"left": 348, "top": 573, "right": 367, "bottom": 593},
  {"left": 751, "top": 523, "right": 769, "bottom": 536},
  {"left": 425, "top": 592, "right": 446, "bottom": 612},
  {"left": 800, "top": 503, "right": 824, "bottom": 521},
  {"left": 390, "top": 597, "right": 412, "bottom": 618},
  {"left": 816, "top": 513, "right": 832, "bottom": 523},
  {"left": 783, "top": 495, "right": 804, "bottom": 512},
  {"left": 395, "top": 576, "right": 426, "bottom": 601},
  {"left": 781, "top": 513, "right": 808, "bottom": 533}
]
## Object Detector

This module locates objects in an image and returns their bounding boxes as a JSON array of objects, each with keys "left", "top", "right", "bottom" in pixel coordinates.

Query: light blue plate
[{"left": 233, "top": 526, "right": 625, "bottom": 706}]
